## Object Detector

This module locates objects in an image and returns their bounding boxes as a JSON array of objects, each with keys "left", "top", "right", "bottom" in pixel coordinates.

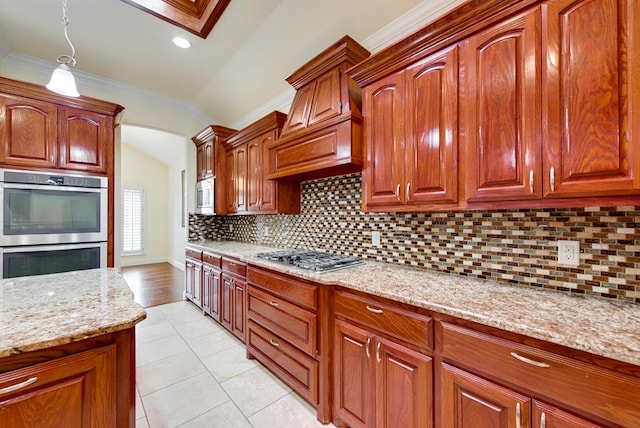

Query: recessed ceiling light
[{"left": 173, "top": 37, "right": 191, "bottom": 49}]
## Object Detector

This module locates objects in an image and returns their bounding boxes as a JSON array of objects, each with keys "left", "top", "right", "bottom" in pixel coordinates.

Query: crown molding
[{"left": 0, "top": 51, "right": 213, "bottom": 126}]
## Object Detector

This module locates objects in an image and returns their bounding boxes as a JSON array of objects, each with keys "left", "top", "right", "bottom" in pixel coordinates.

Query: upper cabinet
[
  {"left": 351, "top": 0, "right": 640, "bottom": 211},
  {"left": 0, "top": 88, "right": 122, "bottom": 175},
  {"left": 223, "top": 111, "right": 300, "bottom": 215},
  {"left": 464, "top": 9, "right": 542, "bottom": 202},
  {"left": 192, "top": 125, "right": 236, "bottom": 182},
  {"left": 267, "top": 36, "right": 370, "bottom": 181},
  {"left": 363, "top": 46, "right": 459, "bottom": 211}
]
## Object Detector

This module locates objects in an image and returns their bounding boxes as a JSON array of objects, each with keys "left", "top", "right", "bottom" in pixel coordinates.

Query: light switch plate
[{"left": 558, "top": 240, "right": 579, "bottom": 266}]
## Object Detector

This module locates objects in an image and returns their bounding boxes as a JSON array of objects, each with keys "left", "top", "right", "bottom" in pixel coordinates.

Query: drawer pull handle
[
  {"left": 395, "top": 184, "right": 400, "bottom": 200},
  {"left": 0, "top": 377, "right": 38, "bottom": 395},
  {"left": 510, "top": 352, "right": 550, "bottom": 368},
  {"left": 406, "top": 182, "right": 411, "bottom": 201},
  {"left": 269, "top": 300, "right": 279, "bottom": 307},
  {"left": 550, "top": 167, "right": 555, "bottom": 192},
  {"left": 516, "top": 402, "right": 521, "bottom": 428},
  {"left": 365, "top": 337, "right": 371, "bottom": 359},
  {"left": 270, "top": 339, "right": 280, "bottom": 347},
  {"left": 366, "top": 305, "right": 384, "bottom": 314},
  {"left": 529, "top": 170, "right": 534, "bottom": 194},
  {"left": 376, "top": 342, "right": 381, "bottom": 364},
  {"left": 540, "top": 412, "right": 546, "bottom": 428}
]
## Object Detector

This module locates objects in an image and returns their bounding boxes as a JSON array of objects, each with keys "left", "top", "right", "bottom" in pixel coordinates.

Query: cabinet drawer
[
  {"left": 247, "top": 321, "right": 318, "bottom": 405},
  {"left": 185, "top": 248, "right": 202, "bottom": 261},
  {"left": 222, "top": 257, "right": 246, "bottom": 277},
  {"left": 334, "top": 290, "right": 433, "bottom": 352},
  {"left": 440, "top": 322, "right": 640, "bottom": 427},
  {"left": 203, "top": 251, "right": 221, "bottom": 268},
  {"left": 247, "top": 266, "right": 318, "bottom": 310},
  {"left": 247, "top": 285, "right": 317, "bottom": 356}
]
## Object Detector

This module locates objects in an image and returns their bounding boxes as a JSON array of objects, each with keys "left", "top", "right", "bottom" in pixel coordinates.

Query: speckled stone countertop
[
  {"left": 187, "top": 240, "right": 640, "bottom": 366},
  {"left": 0, "top": 268, "right": 146, "bottom": 358}
]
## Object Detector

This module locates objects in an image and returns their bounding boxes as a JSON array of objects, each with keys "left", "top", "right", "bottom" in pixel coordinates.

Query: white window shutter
[{"left": 122, "top": 189, "right": 144, "bottom": 255}]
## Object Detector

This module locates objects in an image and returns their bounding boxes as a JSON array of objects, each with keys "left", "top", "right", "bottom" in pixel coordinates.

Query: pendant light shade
[
  {"left": 46, "top": 64, "right": 80, "bottom": 97},
  {"left": 47, "top": 0, "right": 80, "bottom": 98}
]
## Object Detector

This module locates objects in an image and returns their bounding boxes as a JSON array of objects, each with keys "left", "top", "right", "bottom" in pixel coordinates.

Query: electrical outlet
[
  {"left": 372, "top": 231, "right": 381, "bottom": 247},
  {"left": 264, "top": 226, "right": 269, "bottom": 237},
  {"left": 558, "top": 240, "right": 579, "bottom": 266}
]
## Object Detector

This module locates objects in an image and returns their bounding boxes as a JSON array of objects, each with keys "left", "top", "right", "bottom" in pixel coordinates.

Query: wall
[
  {"left": 190, "top": 173, "right": 640, "bottom": 305},
  {"left": 121, "top": 143, "right": 169, "bottom": 266}
]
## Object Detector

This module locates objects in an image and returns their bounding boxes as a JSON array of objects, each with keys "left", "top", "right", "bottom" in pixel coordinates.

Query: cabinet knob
[{"left": 0, "top": 377, "right": 38, "bottom": 395}]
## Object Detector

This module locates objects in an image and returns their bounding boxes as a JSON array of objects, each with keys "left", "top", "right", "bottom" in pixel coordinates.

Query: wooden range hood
[{"left": 266, "top": 36, "right": 370, "bottom": 181}]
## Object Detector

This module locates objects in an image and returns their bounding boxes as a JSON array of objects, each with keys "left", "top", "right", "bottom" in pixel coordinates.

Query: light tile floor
[{"left": 135, "top": 301, "right": 335, "bottom": 428}]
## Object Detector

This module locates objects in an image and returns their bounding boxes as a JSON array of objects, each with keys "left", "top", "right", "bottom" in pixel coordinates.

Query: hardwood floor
[{"left": 121, "top": 263, "right": 184, "bottom": 308}]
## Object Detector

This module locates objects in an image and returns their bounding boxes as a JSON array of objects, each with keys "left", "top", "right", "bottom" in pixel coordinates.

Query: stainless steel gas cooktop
[{"left": 255, "top": 249, "right": 363, "bottom": 273}]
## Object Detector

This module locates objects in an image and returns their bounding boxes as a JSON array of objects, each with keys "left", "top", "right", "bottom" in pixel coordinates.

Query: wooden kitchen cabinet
[
  {"left": 439, "top": 321, "right": 640, "bottom": 427},
  {"left": 220, "top": 256, "right": 246, "bottom": 342},
  {"left": 225, "top": 143, "right": 247, "bottom": 214},
  {"left": 224, "top": 111, "right": 299, "bottom": 215},
  {"left": 363, "top": 46, "right": 459, "bottom": 210},
  {"left": 464, "top": 8, "right": 542, "bottom": 202},
  {"left": 202, "top": 252, "right": 222, "bottom": 321},
  {"left": 466, "top": 0, "right": 640, "bottom": 203},
  {"left": 192, "top": 125, "right": 236, "bottom": 182},
  {"left": 185, "top": 248, "right": 203, "bottom": 308},
  {"left": 0, "top": 94, "right": 115, "bottom": 174},
  {"left": 0, "top": 345, "right": 116, "bottom": 427},
  {"left": 333, "top": 289, "right": 433, "bottom": 428}
]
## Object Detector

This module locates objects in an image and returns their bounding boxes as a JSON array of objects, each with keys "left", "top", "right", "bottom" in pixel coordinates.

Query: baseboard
[
  {"left": 120, "top": 257, "right": 169, "bottom": 267},
  {"left": 169, "top": 259, "right": 185, "bottom": 271}
]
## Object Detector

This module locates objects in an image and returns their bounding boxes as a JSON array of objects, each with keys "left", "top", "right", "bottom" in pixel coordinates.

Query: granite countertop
[
  {"left": 0, "top": 268, "right": 146, "bottom": 358},
  {"left": 187, "top": 240, "right": 640, "bottom": 366}
]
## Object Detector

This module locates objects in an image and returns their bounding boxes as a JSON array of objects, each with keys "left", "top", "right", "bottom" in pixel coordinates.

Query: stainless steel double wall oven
[{"left": 0, "top": 169, "right": 108, "bottom": 278}]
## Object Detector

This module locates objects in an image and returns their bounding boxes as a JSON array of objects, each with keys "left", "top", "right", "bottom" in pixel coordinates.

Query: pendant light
[{"left": 46, "top": 0, "right": 80, "bottom": 97}]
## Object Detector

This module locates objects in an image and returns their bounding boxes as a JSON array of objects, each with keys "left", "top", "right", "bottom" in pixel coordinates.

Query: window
[{"left": 123, "top": 189, "right": 144, "bottom": 255}]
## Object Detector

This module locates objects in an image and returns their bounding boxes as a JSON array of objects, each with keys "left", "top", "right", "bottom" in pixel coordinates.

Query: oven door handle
[{"left": 0, "top": 183, "right": 103, "bottom": 193}]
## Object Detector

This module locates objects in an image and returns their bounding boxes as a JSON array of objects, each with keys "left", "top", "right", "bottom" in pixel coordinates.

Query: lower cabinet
[
  {"left": 185, "top": 248, "right": 203, "bottom": 308},
  {"left": 220, "top": 257, "right": 247, "bottom": 343},
  {"left": 333, "top": 290, "right": 434, "bottom": 428},
  {"left": 439, "top": 321, "right": 640, "bottom": 427},
  {"left": 0, "top": 345, "right": 116, "bottom": 427},
  {"left": 202, "top": 262, "right": 221, "bottom": 321}
]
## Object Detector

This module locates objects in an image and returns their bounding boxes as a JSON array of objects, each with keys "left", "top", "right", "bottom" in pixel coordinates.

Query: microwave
[{"left": 195, "top": 177, "right": 215, "bottom": 215}]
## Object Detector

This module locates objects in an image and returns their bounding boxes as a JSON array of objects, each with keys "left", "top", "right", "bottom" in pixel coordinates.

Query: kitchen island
[{"left": 0, "top": 268, "right": 146, "bottom": 427}]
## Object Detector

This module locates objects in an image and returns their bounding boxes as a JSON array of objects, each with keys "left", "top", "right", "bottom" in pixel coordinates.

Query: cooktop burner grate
[{"left": 255, "top": 250, "right": 363, "bottom": 272}]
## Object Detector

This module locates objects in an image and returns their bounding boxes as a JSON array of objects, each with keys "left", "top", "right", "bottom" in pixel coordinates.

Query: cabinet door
[
  {"left": 0, "top": 346, "right": 116, "bottom": 427},
  {"left": 375, "top": 337, "right": 433, "bottom": 428},
  {"left": 259, "top": 131, "right": 278, "bottom": 212},
  {"left": 543, "top": 0, "right": 640, "bottom": 197},
  {"left": 0, "top": 95, "right": 57, "bottom": 169},
  {"left": 196, "top": 143, "right": 206, "bottom": 181},
  {"left": 362, "top": 70, "right": 406, "bottom": 208},
  {"left": 235, "top": 144, "right": 247, "bottom": 213},
  {"left": 185, "top": 259, "right": 202, "bottom": 307},
  {"left": 210, "top": 269, "right": 221, "bottom": 322},
  {"left": 58, "top": 108, "right": 110, "bottom": 174},
  {"left": 532, "top": 401, "right": 600, "bottom": 428},
  {"left": 232, "top": 278, "right": 246, "bottom": 342},
  {"left": 308, "top": 68, "right": 341, "bottom": 127},
  {"left": 464, "top": 10, "right": 542, "bottom": 202},
  {"left": 334, "top": 320, "right": 374, "bottom": 428},
  {"left": 221, "top": 274, "right": 234, "bottom": 332},
  {"left": 247, "top": 136, "right": 262, "bottom": 212},
  {"left": 440, "top": 362, "right": 531, "bottom": 428},
  {"left": 226, "top": 149, "right": 237, "bottom": 213},
  {"left": 203, "top": 141, "right": 214, "bottom": 179},
  {"left": 405, "top": 46, "right": 459, "bottom": 205}
]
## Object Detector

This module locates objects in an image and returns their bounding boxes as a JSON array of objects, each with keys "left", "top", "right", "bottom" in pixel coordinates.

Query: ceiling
[{"left": 0, "top": 0, "right": 445, "bottom": 129}]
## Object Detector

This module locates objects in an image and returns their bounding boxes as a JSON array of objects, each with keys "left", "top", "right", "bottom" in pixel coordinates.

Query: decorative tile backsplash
[{"left": 189, "top": 173, "right": 640, "bottom": 304}]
